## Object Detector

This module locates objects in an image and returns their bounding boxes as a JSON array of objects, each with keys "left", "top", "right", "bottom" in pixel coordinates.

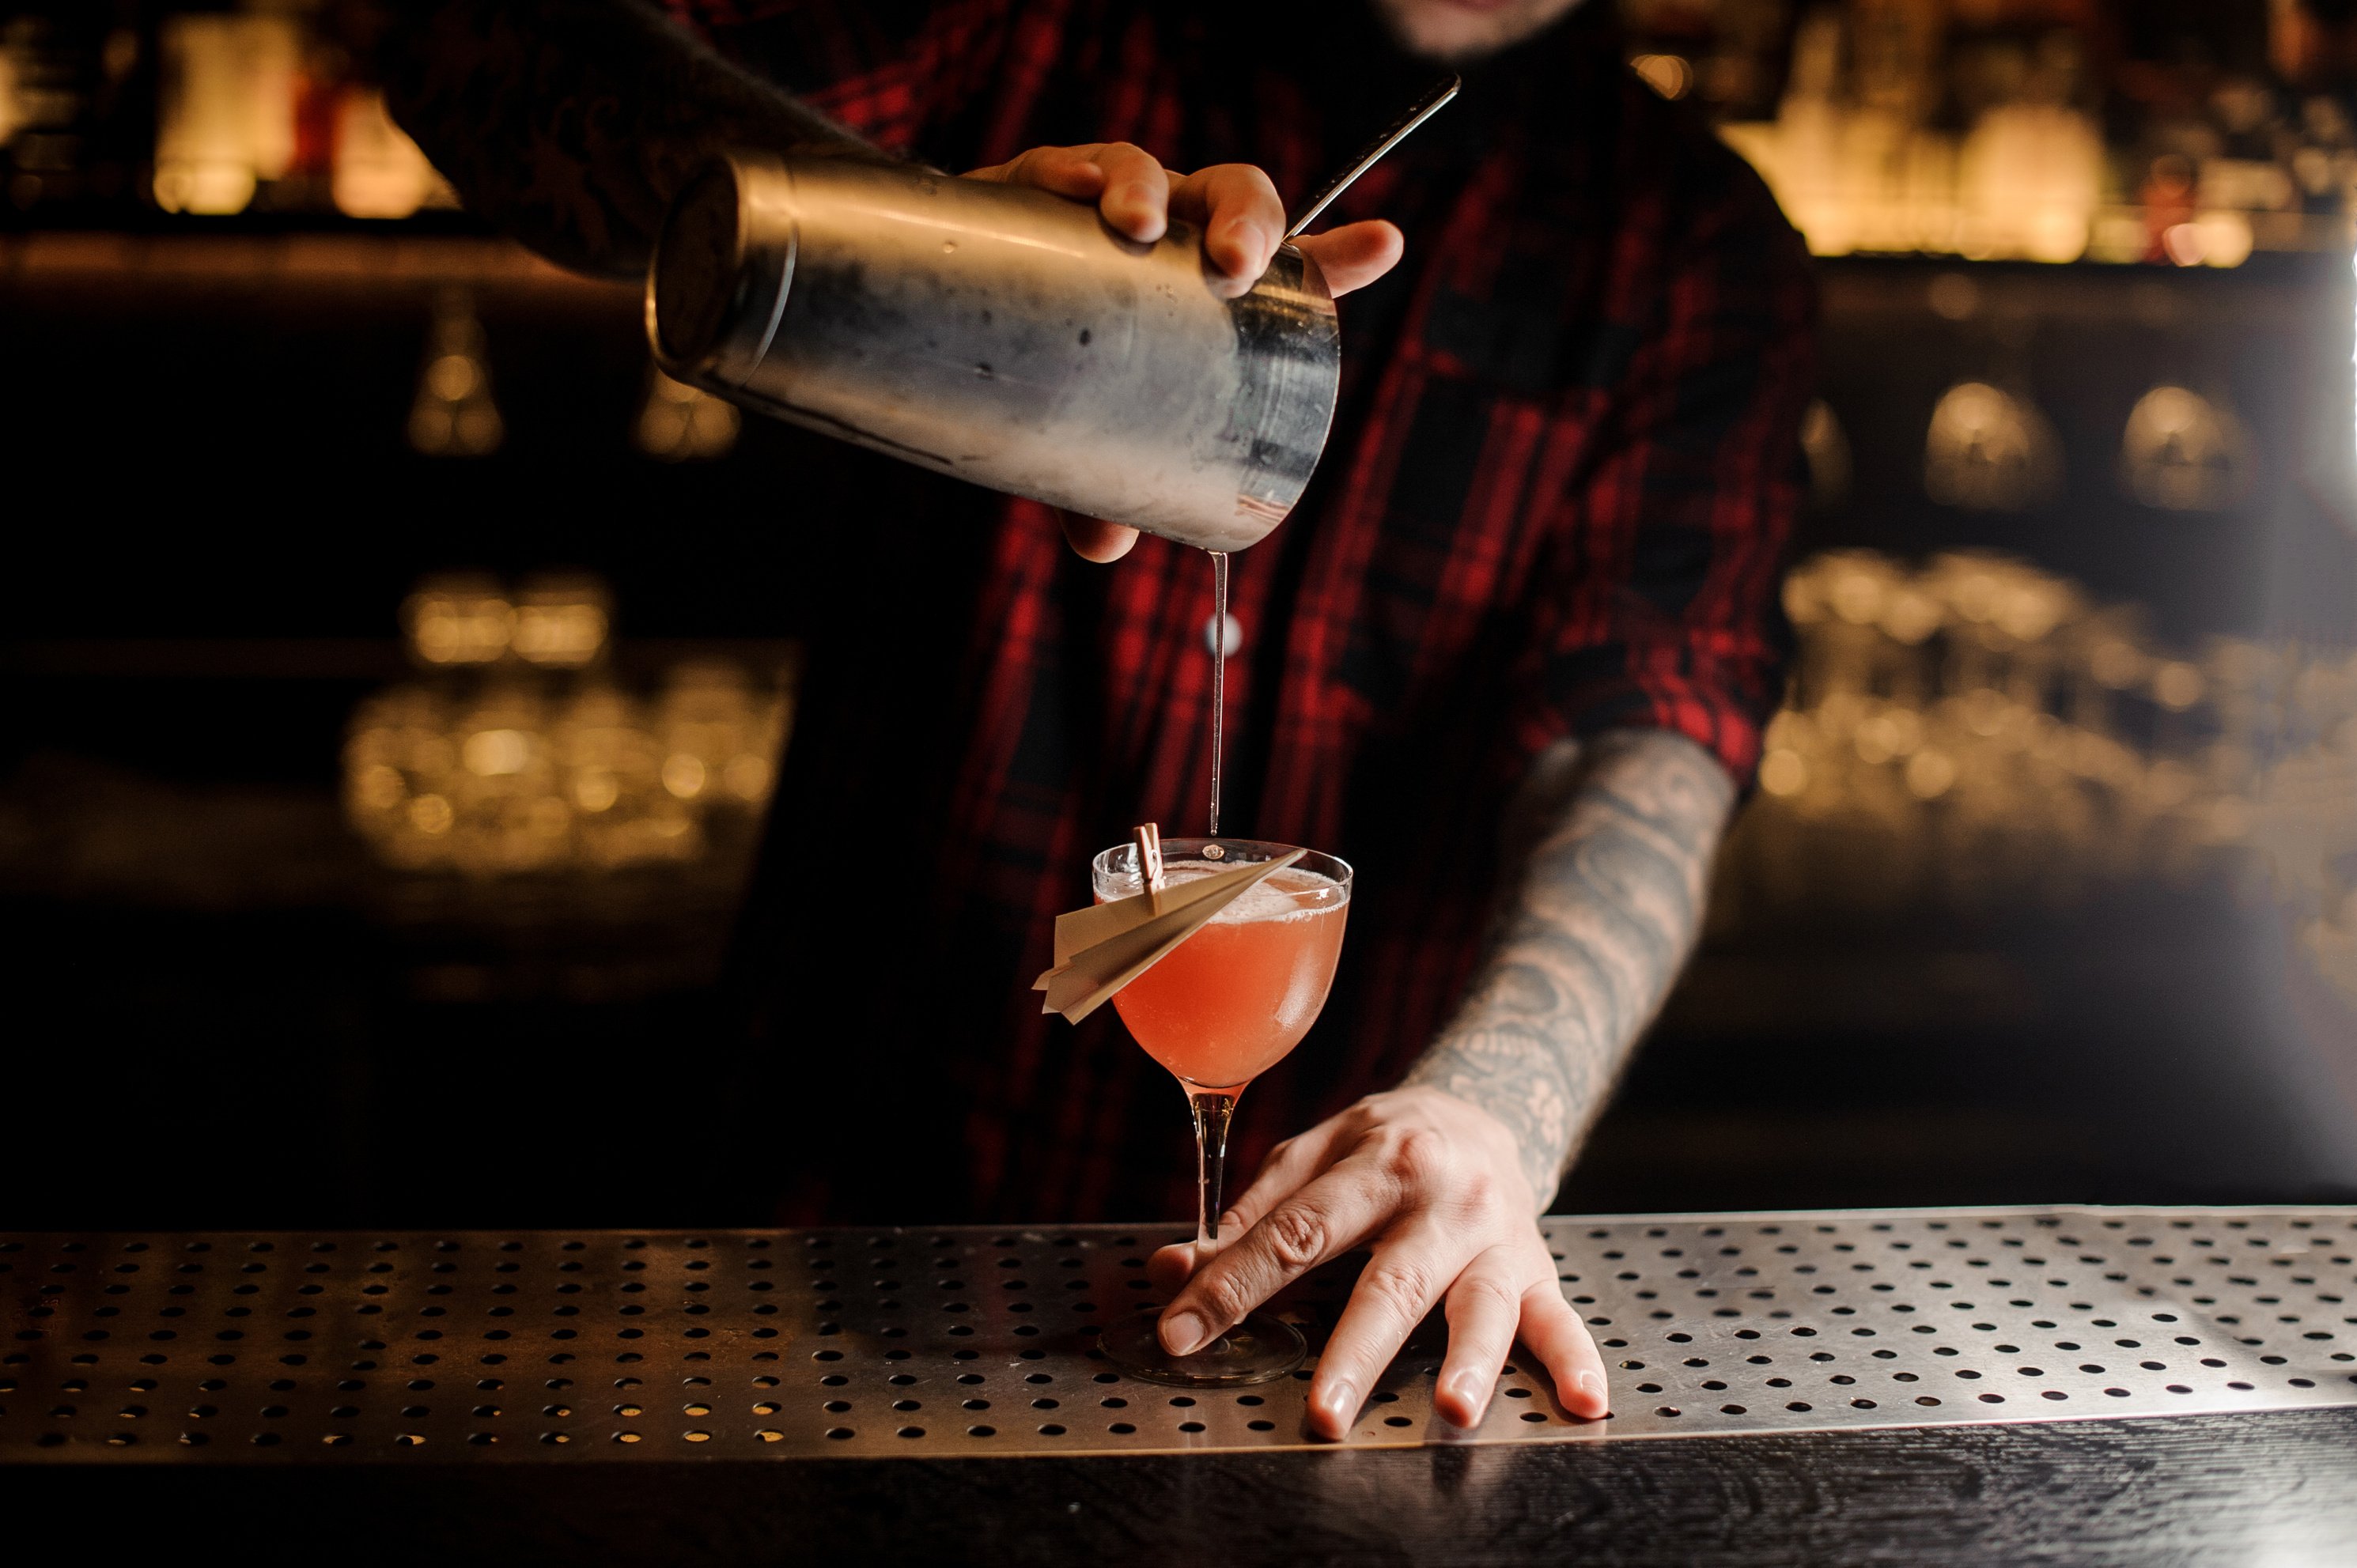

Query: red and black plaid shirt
[{"left": 694, "top": 0, "right": 1816, "bottom": 1223}]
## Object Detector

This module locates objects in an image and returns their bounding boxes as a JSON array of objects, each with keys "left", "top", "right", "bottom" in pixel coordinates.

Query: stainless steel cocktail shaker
[{"left": 645, "top": 152, "right": 1341, "bottom": 554}]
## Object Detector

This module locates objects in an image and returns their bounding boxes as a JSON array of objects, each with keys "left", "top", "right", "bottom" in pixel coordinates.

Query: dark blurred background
[{"left": 4, "top": 0, "right": 2355, "bottom": 1230}]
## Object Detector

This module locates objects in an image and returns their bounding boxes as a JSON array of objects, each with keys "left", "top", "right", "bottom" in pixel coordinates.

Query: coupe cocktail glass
[{"left": 1091, "top": 836, "right": 1353, "bottom": 1385}]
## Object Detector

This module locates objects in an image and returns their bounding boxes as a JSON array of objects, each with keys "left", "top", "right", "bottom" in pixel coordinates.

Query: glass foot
[{"left": 1098, "top": 1308, "right": 1307, "bottom": 1387}]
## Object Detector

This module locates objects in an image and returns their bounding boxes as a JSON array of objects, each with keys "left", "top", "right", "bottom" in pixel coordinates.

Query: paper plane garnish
[{"left": 1034, "top": 823, "right": 1303, "bottom": 1024}]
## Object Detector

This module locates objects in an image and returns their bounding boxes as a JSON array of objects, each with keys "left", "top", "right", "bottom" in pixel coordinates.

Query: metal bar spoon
[{"left": 1284, "top": 73, "right": 1462, "bottom": 240}]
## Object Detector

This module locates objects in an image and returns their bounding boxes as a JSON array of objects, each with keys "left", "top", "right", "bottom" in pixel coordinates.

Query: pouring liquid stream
[{"left": 1208, "top": 550, "right": 1228, "bottom": 841}]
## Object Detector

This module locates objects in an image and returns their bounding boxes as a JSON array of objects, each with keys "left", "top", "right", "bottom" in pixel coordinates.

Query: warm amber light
[
  {"left": 661, "top": 754, "right": 708, "bottom": 799},
  {"left": 1758, "top": 750, "right": 1808, "bottom": 797},
  {"left": 462, "top": 728, "right": 532, "bottom": 777},
  {"left": 403, "top": 574, "right": 514, "bottom": 667},
  {"left": 634, "top": 369, "right": 741, "bottom": 462},
  {"left": 409, "top": 292, "right": 504, "bottom": 459},
  {"left": 1631, "top": 55, "right": 1692, "bottom": 100},
  {"left": 2153, "top": 662, "right": 2206, "bottom": 711},
  {"left": 333, "top": 89, "right": 456, "bottom": 220},
  {"left": 153, "top": 15, "right": 297, "bottom": 216},
  {"left": 1903, "top": 750, "right": 1956, "bottom": 799},
  {"left": 1703, "top": 17, "right": 2303, "bottom": 268}
]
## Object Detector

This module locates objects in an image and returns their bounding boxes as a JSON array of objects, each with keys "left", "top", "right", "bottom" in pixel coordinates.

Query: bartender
[{"left": 387, "top": 0, "right": 1814, "bottom": 1438}]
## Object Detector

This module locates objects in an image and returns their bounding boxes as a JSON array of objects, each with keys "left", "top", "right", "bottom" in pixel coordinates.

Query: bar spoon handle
[{"left": 1283, "top": 73, "right": 1461, "bottom": 241}]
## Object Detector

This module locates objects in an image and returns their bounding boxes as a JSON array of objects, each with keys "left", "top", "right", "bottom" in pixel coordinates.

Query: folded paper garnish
[{"left": 1033, "top": 831, "right": 1305, "bottom": 1025}]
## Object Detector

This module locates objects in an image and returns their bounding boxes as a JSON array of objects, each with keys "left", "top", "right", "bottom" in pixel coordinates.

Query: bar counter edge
[{"left": 23, "top": 1407, "right": 2357, "bottom": 1567}]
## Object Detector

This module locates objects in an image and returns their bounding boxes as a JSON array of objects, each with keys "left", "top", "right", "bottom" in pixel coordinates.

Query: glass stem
[{"left": 1190, "top": 1090, "right": 1237, "bottom": 1260}]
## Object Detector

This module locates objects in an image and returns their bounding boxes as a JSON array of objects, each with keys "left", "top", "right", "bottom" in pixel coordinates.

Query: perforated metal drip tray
[{"left": 4, "top": 1207, "right": 2353, "bottom": 1461}]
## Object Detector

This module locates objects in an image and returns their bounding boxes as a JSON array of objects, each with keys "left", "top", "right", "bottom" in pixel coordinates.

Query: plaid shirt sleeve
[{"left": 1527, "top": 127, "right": 1816, "bottom": 787}]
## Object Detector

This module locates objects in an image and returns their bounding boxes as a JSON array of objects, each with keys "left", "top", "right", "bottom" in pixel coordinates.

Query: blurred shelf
[
  {"left": 0, "top": 638, "right": 798, "bottom": 680},
  {"left": 0, "top": 231, "right": 630, "bottom": 295},
  {"left": 1814, "top": 250, "right": 2351, "bottom": 326}
]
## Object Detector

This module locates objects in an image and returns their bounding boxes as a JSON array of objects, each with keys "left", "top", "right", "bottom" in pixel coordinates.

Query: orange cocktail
[
  {"left": 1102, "top": 862, "right": 1348, "bottom": 1090},
  {"left": 1090, "top": 837, "right": 1353, "bottom": 1386}
]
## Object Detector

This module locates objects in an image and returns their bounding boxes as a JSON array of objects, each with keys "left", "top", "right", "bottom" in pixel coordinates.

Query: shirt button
[{"left": 1203, "top": 612, "right": 1244, "bottom": 660}]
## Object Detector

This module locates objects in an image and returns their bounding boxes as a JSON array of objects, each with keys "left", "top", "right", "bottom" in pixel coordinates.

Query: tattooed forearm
[
  {"left": 1402, "top": 730, "right": 1737, "bottom": 1207},
  {"left": 381, "top": 0, "right": 897, "bottom": 278}
]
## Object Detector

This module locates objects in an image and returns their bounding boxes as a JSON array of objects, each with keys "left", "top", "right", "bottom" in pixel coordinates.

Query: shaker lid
[
  {"left": 646, "top": 155, "right": 789, "bottom": 383},
  {"left": 649, "top": 160, "right": 745, "bottom": 368}
]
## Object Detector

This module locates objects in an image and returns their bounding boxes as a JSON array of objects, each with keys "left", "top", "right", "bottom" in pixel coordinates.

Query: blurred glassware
[
  {"left": 2120, "top": 385, "right": 2253, "bottom": 512},
  {"left": 655, "top": 661, "right": 790, "bottom": 810},
  {"left": 444, "top": 678, "right": 566, "bottom": 875},
  {"left": 1924, "top": 381, "right": 2062, "bottom": 512},
  {"left": 350, "top": 573, "right": 793, "bottom": 878},
  {"left": 407, "top": 288, "right": 504, "bottom": 458},
  {"left": 1735, "top": 548, "right": 2357, "bottom": 1007}
]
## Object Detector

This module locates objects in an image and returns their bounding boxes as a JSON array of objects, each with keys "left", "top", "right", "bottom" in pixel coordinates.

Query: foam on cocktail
[{"left": 1100, "top": 862, "right": 1343, "bottom": 925}]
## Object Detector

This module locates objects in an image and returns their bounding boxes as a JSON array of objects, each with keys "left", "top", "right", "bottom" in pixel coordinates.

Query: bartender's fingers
[
  {"left": 1055, "top": 510, "right": 1139, "bottom": 563},
  {"left": 1517, "top": 1276, "right": 1612, "bottom": 1420},
  {"left": 1166, "top": 164, "right": 1285, "bottom": 297},
  {"left": 1429, "top": 1246, "right": 1523, "bottom": 1428},
  {"left": 967, "top": 142, "right": 1172, "bottom": 244},
  {"left": 1290, "top": 220, "right": 1405, "bottom": 297},
  {"left": 1156, "top": 1162, "right": 1399, "bottom": 1355},
  {"left": 1222, "top": 1120, "right": 1358, "bottom": 1234},
  {"left": 1304, "top": 1236, "right": 1459, "bottom": 1438},
  {"left": 1146, "top": 1121, "right": 1353, "bottom": 1290},
  {"left": 1144, "top": 1242, "right": 1194, "bottom": 1293}
]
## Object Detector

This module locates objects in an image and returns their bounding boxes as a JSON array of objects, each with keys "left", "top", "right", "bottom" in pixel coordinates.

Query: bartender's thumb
[
  {"left": 1292, "top": 219, "right": 1405, "bottom": 297},
  {"left": 1057, "top": 510, "right": 1140, "bottom": 563}
]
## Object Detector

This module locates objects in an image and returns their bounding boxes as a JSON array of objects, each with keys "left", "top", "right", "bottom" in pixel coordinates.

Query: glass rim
[{"left": 1090, "top": 836, "right": 1353, "bottom": 890}]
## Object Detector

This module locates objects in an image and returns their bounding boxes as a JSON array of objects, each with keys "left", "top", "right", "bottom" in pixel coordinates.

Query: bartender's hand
[
  {"left": 967, "top": 142, "right": 1403, "bottom": 563},
  {"left": 1145, "top": 1085, "right": 1611, "bottom": 1439}
]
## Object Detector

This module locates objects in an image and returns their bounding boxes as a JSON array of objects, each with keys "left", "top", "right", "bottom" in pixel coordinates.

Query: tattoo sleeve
[
  {"left": 1402, "top": 729, "right": 1737, "bottom": 1207},
  {"left": 380, "top": 0, "right": 899, "bottom": 279}
]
